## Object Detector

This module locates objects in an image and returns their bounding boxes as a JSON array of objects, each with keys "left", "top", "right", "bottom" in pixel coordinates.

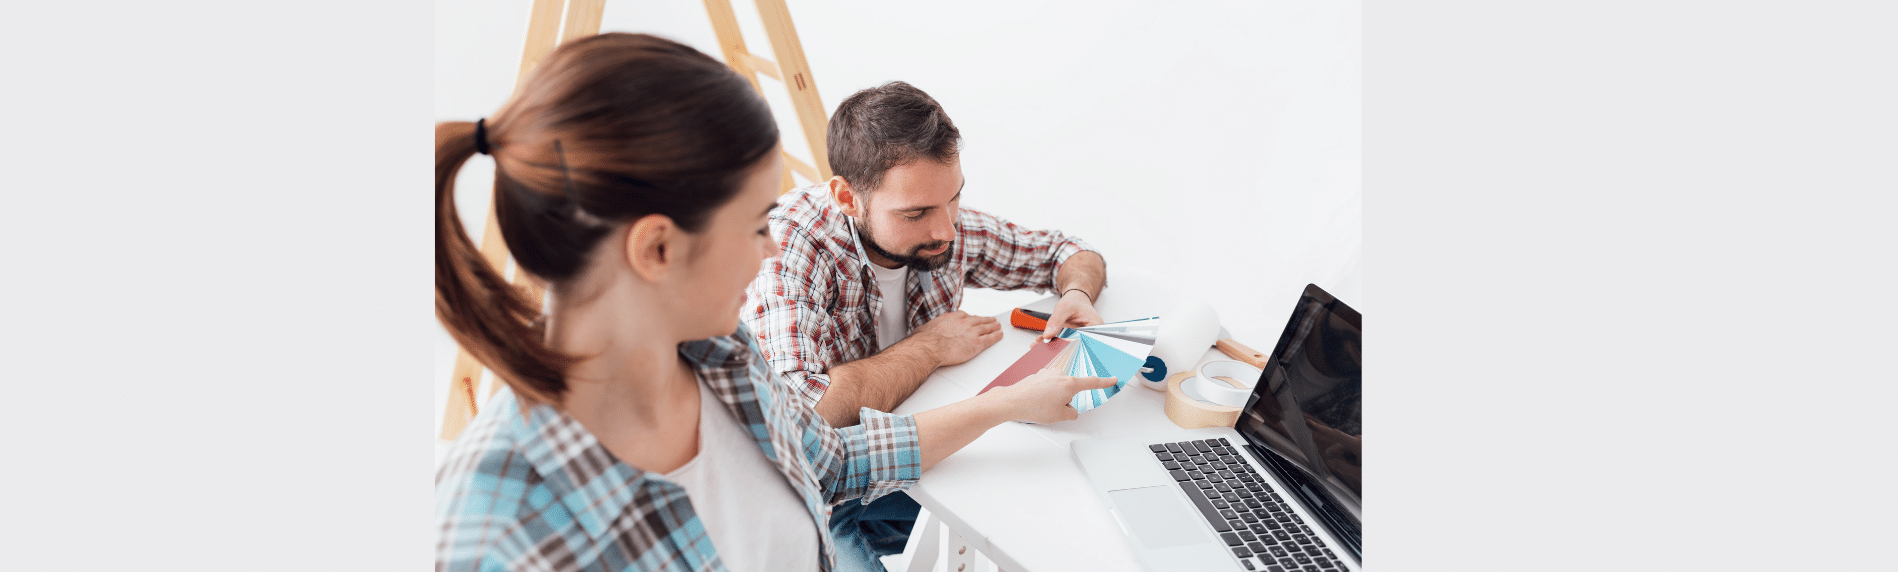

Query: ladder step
[
  {"left": 739, "top": 52, "right": 781, "bottom": 80},
  {"left": 783, "top": 151, "right": 820, "bottom": 183}
]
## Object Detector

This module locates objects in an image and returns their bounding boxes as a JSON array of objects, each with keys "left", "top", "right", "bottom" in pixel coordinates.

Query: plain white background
[{"left": 3, "top": 1, "right": 1894, "bottom": 570}]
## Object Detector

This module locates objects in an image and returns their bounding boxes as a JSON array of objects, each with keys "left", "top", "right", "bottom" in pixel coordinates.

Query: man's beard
[{"left": 856, "top": 219, "right": 956, "bottom": 272}]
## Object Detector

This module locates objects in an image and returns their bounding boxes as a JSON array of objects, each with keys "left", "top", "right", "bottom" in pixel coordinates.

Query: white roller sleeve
[{"left": 1139, "top": 300, "right": 1221, "bottom": 391}]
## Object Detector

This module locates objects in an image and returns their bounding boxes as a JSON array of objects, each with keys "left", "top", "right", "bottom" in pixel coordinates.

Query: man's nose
[{"left": 932, "top": 212, "right": 957, "bottom": 242}]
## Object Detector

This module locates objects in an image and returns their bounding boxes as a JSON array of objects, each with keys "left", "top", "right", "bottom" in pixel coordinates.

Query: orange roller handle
[{"left": 1010, "top": 308, "right": 1050, "bottom": 331}]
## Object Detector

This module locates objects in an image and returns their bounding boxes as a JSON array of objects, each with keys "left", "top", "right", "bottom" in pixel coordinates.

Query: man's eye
[{"left": 904, "top": 214, "right": 923, "bottom": 221}]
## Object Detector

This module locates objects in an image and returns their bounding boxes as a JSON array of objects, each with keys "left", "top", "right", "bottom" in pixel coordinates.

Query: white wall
[{"left": 434, "top": 0, "right": 1360, "bottom": 430}]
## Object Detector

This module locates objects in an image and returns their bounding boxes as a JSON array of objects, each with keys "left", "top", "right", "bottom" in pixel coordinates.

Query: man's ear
[
  {"left": 828, "top": 176, "right": 862, "bottom": 218},
  {"left": 622, "top": 214, "right": 678, "bottom": 282}
]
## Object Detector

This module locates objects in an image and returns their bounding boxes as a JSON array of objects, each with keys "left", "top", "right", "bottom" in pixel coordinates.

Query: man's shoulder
[
  {"left": 770, "top": 184, "right": 857, "bottom": 268},
  {"left": 953, "top": 204, "right": 1021, "bottom": 243},
  {"left": 955, "top": 203, "right": 1005, "bottom": 227},
  {"left": 772, "top": 184, "right": 845, "bottom": 235}
]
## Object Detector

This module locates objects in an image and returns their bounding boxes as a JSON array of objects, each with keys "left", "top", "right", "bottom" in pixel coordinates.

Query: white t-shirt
[
  {"left": 664, "top": 383, "right": 820, "bottom": 572},
  {"left": 869, "top": 262, "right": 910, "bottom": 350}
]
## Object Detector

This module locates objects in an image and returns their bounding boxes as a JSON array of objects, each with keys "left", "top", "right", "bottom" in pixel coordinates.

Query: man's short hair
[{"left": 826, "top": 81, "right": 961, "bottom": 194}]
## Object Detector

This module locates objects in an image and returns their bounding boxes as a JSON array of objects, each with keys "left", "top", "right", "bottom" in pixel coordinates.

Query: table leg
[
  {"left": 945, "top": 525, "right": 991, "bottom": 572},
  {"left": 899, "top": 509, "right": 943, "bottom": 572}
]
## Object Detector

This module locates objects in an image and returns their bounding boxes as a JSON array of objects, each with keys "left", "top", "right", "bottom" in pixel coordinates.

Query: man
[{"left": 743, "top": 81, "right": 1109, "bottom": 570}]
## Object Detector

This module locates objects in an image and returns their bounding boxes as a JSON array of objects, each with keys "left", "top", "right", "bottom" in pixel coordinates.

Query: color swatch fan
[{"left": 1054, "top": 317, "right": 1161, "bottom": 412}]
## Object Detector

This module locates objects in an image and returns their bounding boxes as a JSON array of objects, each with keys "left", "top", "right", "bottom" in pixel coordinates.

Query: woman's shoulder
[
  {"left": 433, "top": 391, "right": 551, "bottom": 566},
  {"left": 435, "top": 393, "right": 536, "bottom": 519}
]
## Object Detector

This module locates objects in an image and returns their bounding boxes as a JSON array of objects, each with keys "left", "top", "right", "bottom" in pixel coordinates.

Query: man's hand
[
  {"left": 1039, "top": 289, "right": 1104, "bottom": 341},
  {"left": 818, "top": 311, "right": 1001, "bottom": 427},
  {"left": 911, "top": 310, "right": 1004, "bottom": 367},
  {"left": 983, "top": 370, "right": 1118, "bottom": 423}
]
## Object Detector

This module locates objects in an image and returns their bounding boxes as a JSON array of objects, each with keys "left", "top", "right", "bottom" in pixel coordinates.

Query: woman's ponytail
[
  {"left": 433, "top": 33, "right": 779, "bottom": 406},
  {"left": 435, "top": 121, "right": 571, "bottom": 405}
]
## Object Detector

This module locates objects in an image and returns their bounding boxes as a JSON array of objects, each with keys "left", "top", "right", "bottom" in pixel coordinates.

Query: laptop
[{"left": 1071, "top": 284, "right": 1361, "bottom": 572}]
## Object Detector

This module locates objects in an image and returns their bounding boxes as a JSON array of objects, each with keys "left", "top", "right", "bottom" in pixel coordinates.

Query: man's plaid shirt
[
  {"left": 743, "top": 184, "right": 1099, "bottom": 406},
  {"left": 434, "top": 326, "right": 921, "bottom": 572}
]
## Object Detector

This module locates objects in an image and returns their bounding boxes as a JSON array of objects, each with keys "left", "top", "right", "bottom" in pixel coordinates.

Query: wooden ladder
[{"left": 439, "top": 0, "right": 833, "bottom": 440}]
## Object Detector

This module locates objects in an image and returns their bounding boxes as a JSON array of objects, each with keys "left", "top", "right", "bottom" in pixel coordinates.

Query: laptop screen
[{"left": 1235, "top": 284, "right": 1362, "bottom": 508}]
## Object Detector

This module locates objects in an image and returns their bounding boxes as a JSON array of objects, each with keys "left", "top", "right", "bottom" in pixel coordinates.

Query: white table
[{"left": 889, "top": 275, "right": 1243, "bottom": 572}]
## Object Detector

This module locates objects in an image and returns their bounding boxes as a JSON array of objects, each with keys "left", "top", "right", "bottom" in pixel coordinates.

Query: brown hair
[
  {"left": 436, "top": 33, "right": 778, "bottom": 404},
  {"left": 825, "top": 81, "right": 961, "bottom": 195}
]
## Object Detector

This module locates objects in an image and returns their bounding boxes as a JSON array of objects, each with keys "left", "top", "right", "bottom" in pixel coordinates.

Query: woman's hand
[
  {"left": 915, "top": 371, "right": 1118, "bottom": 470},
  {"left": 985, "top": 370, "right": 1118, "bottom": 423}
]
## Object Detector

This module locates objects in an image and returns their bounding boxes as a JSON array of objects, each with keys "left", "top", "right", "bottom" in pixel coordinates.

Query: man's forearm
[
  {"left": 1055, "top": 250, "right": 1107, "bottom": 300},
  {"left": 813, "top": 338, "right": 942, "bottom": 427}
]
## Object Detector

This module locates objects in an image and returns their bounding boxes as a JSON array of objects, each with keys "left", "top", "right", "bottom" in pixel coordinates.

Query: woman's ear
[{"left": 622, "top": 214, "right": 678, "bottom": 282}]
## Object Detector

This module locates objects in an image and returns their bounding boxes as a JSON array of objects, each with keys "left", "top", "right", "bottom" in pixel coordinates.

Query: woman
[{"left": 435, "top": 33, "right": 1111, "bottom": 572}]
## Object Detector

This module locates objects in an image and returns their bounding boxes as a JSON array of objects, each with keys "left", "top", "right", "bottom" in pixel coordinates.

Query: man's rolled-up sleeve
[{"left": 744, "top": 240, "right": 844, "bottom": 407}]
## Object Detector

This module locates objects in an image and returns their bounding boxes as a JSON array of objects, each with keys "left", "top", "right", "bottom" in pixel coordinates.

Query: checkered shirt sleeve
[
  {"left": 706, "top": 329, "right": 924, "bottom": 507},
  {"left": 744, "top": 215, "right": 849, "bottom": 407},
  {"left": 957, "top": 206, "right": 1095, "bottom": 294}
]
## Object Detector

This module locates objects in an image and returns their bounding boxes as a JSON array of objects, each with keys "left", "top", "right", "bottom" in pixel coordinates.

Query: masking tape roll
[
  {"left": 1163, "top": 370, "right": 1243, "bottom": 429},
  {"left": 1192, "top": 360, "right": 1261, "bottom": 408}
]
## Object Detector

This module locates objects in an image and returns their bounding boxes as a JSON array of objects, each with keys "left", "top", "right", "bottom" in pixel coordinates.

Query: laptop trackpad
[{"left": 1108, "top": 486, "right": 1215, "bottom": 549}]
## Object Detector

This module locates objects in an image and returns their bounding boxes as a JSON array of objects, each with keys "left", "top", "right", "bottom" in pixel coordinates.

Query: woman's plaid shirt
[
  {"left": 743, "top": 184, "right": 1098, "bottom": 406},
  {"left": 434, "top": 326, "right": 921, "bottom": 571}
]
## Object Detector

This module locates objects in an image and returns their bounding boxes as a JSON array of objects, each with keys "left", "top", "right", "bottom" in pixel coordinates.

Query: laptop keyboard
[{"left": 1150, "top": 438, "right": 1350, "bottom": 572}]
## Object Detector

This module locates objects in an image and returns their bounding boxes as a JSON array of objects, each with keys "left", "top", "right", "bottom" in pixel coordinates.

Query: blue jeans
[{"left": 828, "top": 491, "right": 921, "bottom": 572}]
